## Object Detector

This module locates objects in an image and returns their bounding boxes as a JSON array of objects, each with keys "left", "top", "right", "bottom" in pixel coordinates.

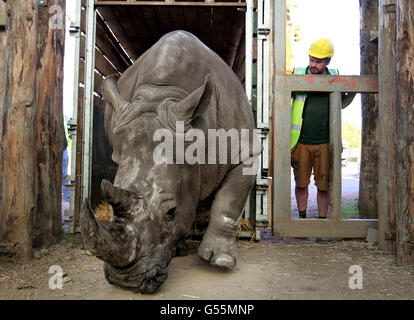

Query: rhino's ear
[
  {"left": 158, "top": 74, "right": 215, "bottom": 132},
  {"left": 173, "top": 74, "right": 210, "bottom": 120}
]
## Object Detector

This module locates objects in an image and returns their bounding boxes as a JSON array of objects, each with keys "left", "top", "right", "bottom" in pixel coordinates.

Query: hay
[
  {"left": 237, "top": 218, "right": 255, "bottom": 241},
  {"left": 94, "top": 201, "right": 111, "bottom": 224},
  {"left": 94, "top": 201, "right": 254, "bottom": 238},
  {"left": 238, "top": 218, "right": 254, "bottom": 232}
]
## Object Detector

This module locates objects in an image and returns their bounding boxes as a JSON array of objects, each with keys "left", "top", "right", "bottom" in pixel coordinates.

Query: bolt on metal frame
[{"left": 272, "top": 0, "right": 378, "bottom": 238}]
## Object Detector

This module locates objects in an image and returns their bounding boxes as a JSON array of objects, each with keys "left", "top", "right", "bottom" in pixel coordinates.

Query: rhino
[{"left": 81, "top": 30, "right": 260, "bottom": 293}]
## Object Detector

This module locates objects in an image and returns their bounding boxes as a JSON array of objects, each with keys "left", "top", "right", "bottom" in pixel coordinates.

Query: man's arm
[{"left": 341, "top": 92, "right": 357, "bottom": 109}]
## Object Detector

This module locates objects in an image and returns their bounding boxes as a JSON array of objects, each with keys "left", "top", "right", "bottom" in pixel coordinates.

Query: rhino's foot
[{"left": 198, "top": 232, "right": 236, "bottom": 269}]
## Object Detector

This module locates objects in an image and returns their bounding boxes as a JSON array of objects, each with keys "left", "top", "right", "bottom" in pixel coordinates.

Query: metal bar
[
  {"left": 245, "top": 0, "right": 253, "bottom": 104},
  {"left": 262, "top": 0, "right": 270, "bottom": 129},
  {"left": 275, "top": 74, "right": 379, "bottom": 93},
  {"left": 329, "top": 92, "right": 342, "bottom": 221},
  {"left": 67, "top": 0, "right": 83, "bottom": 233},
  {"left": 94, "top": 1, "right": 247, "bottom": 7},
  {"left": 82, "top": 0, "right": 97, "bottom": 206}
]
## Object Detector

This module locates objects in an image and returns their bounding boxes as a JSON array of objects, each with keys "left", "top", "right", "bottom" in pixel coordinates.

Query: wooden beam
[
  {"left": 0, "top": 2, "right": 5, "bottom": 239},
  {"left": 0, "top": 4, "right": 5, "bottom": 27},
  {"left": 273, "top": 218, "right": 378, "bottom": 238},
  {"left": 33, "top": 0, "right": 65, "bottom": 248},
  {"left": 329, "top": 92, "right": 342, "bottom": 221},
  {"left": 378, "top": 0, "right": 397, "bottom": 253},
  {"left": 395, "top": 0, "right": 414, "bottom": 265},
  {"left": 359, "top": 0, "right": 379, "bottom": 221},
  {"left": 94, "top": 1, "right": 247, "bottom": 7},
  {"left": 274, "top": 74, "right": 379, "bottom": 93}
]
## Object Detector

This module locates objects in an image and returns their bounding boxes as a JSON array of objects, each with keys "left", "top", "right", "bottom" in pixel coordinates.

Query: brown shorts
[{"left": 291, "top": 142, "right": 330, "bottom": 191}]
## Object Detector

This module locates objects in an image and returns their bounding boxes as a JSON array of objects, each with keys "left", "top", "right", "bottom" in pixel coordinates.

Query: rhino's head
[{"left": 81, "top": 74, "right": 215, "bottom": 293}]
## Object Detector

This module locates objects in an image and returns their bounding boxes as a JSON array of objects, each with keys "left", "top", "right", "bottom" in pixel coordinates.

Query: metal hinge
[
  {"left": 258, "top": 26, "right": 271, "bottom": 40},
  {"left": 384, "top": 4, "right": 396, "bottom": 13},
  {"left": 69, "top": 24, "right": 80, "bottom": 34}
]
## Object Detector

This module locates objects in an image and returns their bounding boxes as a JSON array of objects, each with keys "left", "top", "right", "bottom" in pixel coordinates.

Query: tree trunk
[
  {"left": 358, "top": 0, "right": 379, "bottom": 219},
  {"left": 378, "top": 0, "right": 397, "bottom": 252},
  {"left": 33, "top": 0, "right": 65, "bottom": 248},
  {"left": 0, "top": 2, "right": 6, "bottom": 230},
  {"left": 0, "top": 0, "right": 38, "bottom": 261},
  {"left": 395, "top": 0, "right": 414, "bottom": 265}
]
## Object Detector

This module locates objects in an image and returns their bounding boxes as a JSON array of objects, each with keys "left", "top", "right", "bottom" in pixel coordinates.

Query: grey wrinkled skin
[{"left": 81, "top": 31, "right": 260, "bottom": 293}]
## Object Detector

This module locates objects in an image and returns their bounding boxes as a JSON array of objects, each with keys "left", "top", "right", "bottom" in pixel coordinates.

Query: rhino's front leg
[{"left": 198, "top": 164, "right": 255, "bottom": 268}]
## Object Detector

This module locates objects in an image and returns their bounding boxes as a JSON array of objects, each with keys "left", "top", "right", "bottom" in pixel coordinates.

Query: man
[{"left": 291, "top": 38, "right": 355, "bottom": 219}]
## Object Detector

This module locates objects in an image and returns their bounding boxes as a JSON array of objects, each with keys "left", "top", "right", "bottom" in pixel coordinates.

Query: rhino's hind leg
[{"left": 198, "top": 164, "right": 255, "bottom": 269}]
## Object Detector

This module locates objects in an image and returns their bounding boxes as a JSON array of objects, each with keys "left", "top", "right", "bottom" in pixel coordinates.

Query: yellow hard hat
[{"left": 308, "top": 38, "right": 334, "bottom": 59}]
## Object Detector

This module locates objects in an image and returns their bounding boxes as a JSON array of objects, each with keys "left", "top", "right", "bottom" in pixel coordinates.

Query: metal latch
[{"left": 67, "top": 119, "right": 77, "bottom": 135}]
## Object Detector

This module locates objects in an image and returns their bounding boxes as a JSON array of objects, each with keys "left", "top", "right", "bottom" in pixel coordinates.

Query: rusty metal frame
[{"left": 271, "top": 0, "right": 378, "bottom": 238}]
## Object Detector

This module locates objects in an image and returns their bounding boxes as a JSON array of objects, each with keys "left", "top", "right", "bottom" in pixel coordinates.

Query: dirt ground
[{"left": 0, "top": 232, "right": 413, "bottom": 300}]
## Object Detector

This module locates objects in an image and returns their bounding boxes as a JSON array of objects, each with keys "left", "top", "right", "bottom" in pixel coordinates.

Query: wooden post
[
  {"left": 359, "top": 0, "right": 379, "bottom": 219},
  {"left": 0, "top": 1, "right": 7, "bottom": 242},
  {"left": 378, "top": 0, "right": 396, "bottom": 252},
  {"left": 32, "top": 0, "right": 65, "bottom": 248},
  {"left": 0, "top": 1, "right": 6, "bottom": 208},
  {"left": 329, "top": 92, "right": 342, "bottom": 221},
  {"left": 395, "top": 0, "right": 414, "bottom": 265},
  {"left": 0, "top": 0, "right": 38, "bottom": 260}
]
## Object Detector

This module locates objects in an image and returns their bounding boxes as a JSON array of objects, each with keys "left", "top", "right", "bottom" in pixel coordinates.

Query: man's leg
[
  {"left": 317, "top": 189, "right": 329, "bottom": 218},
  {"left": 295, "top": 186, "right": 309, "bottom": 213},
  {"left": 314, "top": 143, "right": 330, "bottom": 218},
  {"left": 291, "top": 143, "right": 312, "bottom": 219}
]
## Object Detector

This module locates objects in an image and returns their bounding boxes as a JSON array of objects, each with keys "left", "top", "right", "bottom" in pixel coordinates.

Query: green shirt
[{"left": 298, "top": 92, "right": 330, "bottom": 145}]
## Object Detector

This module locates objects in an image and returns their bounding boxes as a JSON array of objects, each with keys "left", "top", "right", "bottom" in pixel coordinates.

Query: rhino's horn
[
  {"left": 101, "top": 179, "right": 140, "bottom": 218},
  {"left": 102, "top": 74, "right": 131, "bottom": 114},
  {"left": 80, "top": 199, "right": 137, "bottom": 267}
]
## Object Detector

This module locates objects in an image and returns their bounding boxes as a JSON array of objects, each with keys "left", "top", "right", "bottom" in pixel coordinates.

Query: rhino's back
[
  {"left": 116, "top": 31, "right": 256, "bottom": 201},
  {"left": 118, "top": 30, "right": 254, "bottom": 130}
]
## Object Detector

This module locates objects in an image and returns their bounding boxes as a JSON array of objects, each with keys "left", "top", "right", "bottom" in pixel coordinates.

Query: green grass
[{"left": 341, "top": 199, "right": 359, "bottom": 219}]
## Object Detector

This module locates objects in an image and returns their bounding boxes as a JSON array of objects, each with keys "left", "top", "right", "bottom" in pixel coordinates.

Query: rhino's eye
[{"left": 166, "top": 207, "right": 176, "bottom": 221}]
